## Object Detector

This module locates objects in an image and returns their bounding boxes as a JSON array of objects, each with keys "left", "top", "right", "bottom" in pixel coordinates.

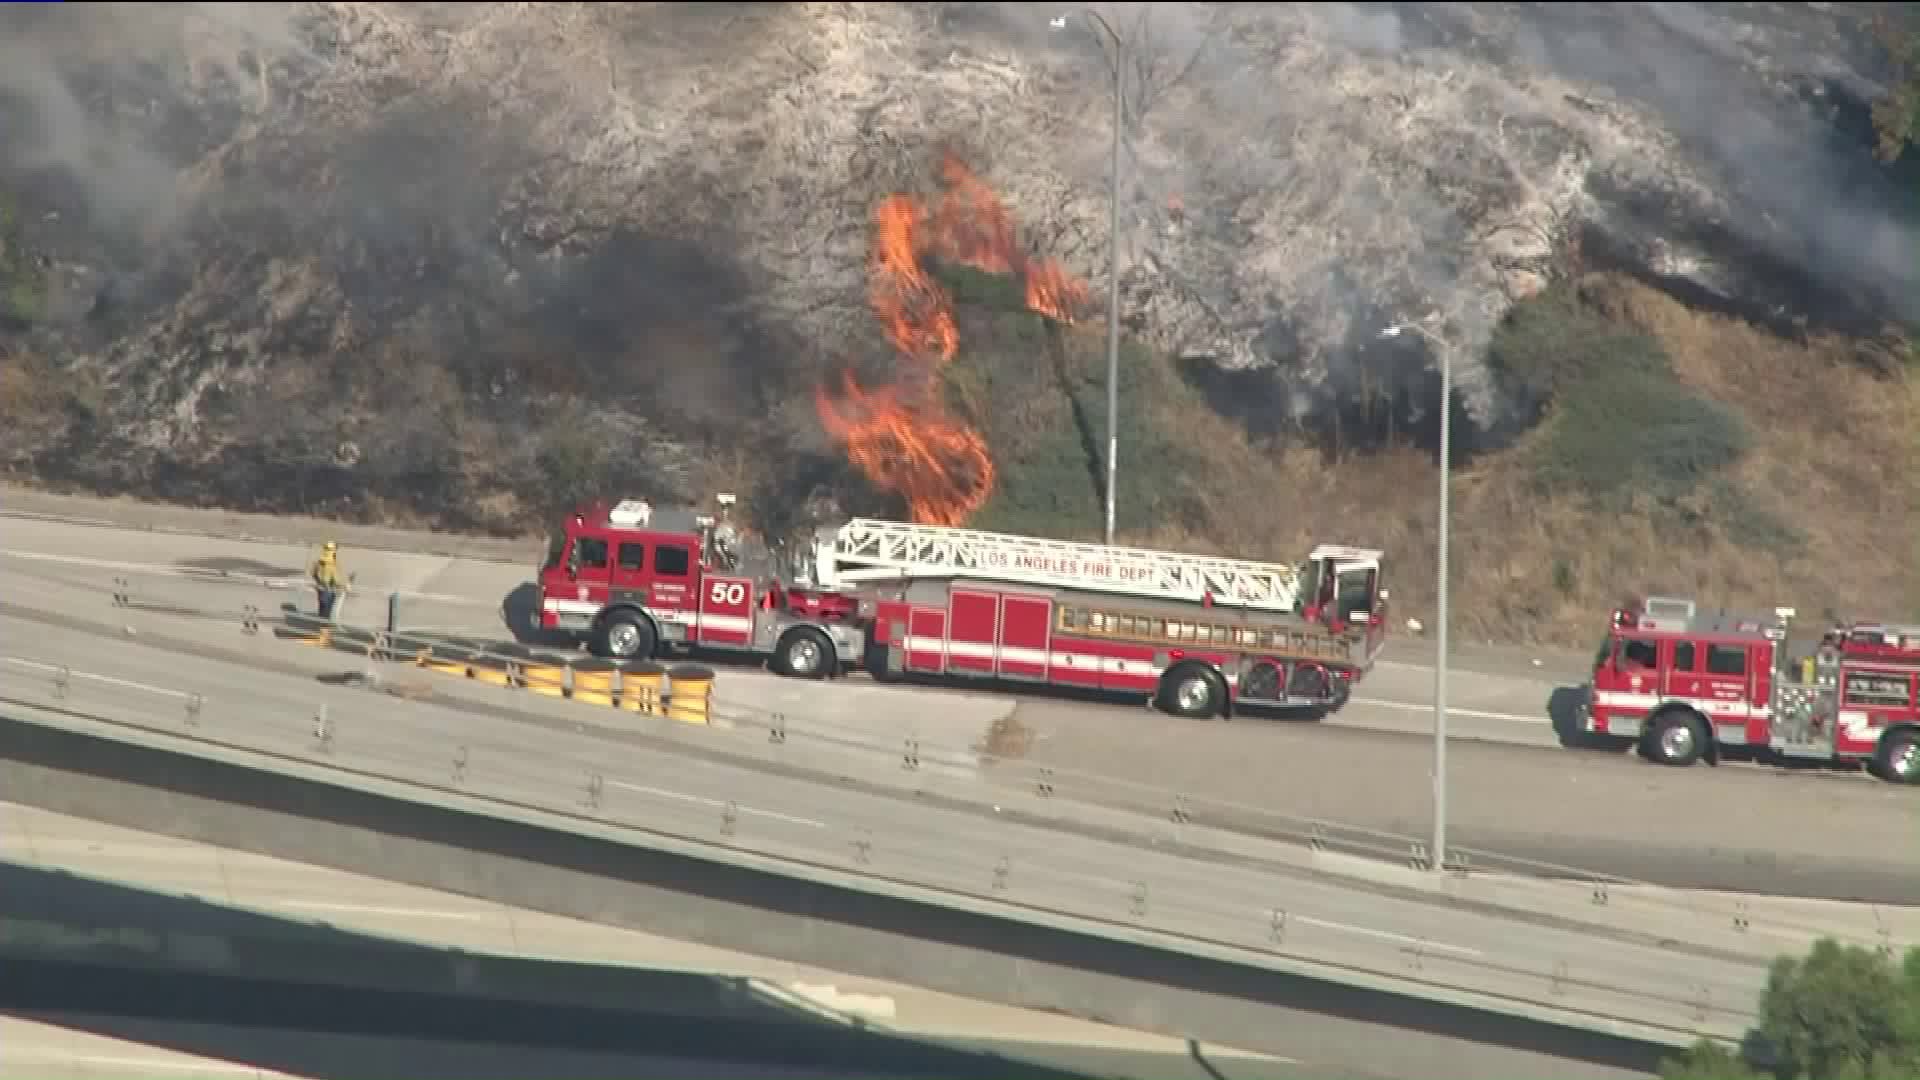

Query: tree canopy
[
  {"left": 1663, "top": 939, "right": 1920, "bottom": 1080},
  {"left": 1875, "top": 10, "right": 1920, "bottom": 160}
]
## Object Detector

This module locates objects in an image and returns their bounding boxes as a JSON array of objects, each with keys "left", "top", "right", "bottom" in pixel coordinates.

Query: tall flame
[{"left": 816, "top": 153, "right": 1092, "bottom": 526}]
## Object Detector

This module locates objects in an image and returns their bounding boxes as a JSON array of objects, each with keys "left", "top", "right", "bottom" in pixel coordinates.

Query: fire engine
[
  {"left": 537, "top": 496, "right": 1391, "bottom": 718},
  {"left": 1578, "top": 596, "right": 1920, "bottom": 784}
]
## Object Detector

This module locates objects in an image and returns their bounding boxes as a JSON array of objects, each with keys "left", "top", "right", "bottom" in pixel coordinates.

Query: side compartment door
[
  {"left": 948, "top": 589, "right": 999, "bottom": 676},
  {"left": 906, "top": 607, "right": 948, "bottom": 674},
  {"left": 997, "top": 595, "right": 1052, "bottom": 681},
  {"left": 648, "top": 540, "right": 699, "bottom": 643},
  {"left": 1698, "top": 641, "right": 1754, "bottom": 734},
  {"left": 697, "top": 575, "right": 754, "bottom": 648}
]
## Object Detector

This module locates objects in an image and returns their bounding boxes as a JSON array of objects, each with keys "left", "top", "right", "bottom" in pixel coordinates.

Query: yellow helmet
[{"left": 322, "top": 541, "right": 338, "bottom": 553}]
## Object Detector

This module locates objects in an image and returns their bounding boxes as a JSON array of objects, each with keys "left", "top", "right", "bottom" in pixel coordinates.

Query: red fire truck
[
  {"left": 536, "top": 497, "right": 1391, "bottom": 717},
  {"left": 1577, "top": 596, "right": 1920, "bottom": 784}
]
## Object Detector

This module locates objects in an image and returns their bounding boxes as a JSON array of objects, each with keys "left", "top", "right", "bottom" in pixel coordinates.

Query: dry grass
[{"left": 1107, "top": 274, "right": 1915, "bottom": 648}]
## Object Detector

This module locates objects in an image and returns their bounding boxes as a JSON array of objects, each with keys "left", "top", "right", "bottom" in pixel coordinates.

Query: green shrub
[
  {"left": 1663, "top": 938, "right": 1920, "bottom": 1080},
  {"left": 1487, "top": 281, "right": 1669, "bottom": 406},
  {"left": 1532, "top": 368, "right": 1751, "bottom": 502}
]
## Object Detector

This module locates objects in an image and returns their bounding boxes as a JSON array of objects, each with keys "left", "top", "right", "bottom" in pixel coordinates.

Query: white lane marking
[
  {"left": 1294, "top": 914, "right": 1483, "bottom": 956},
  {"left": 1, "top": 656, "right": 191, "bottom": 700},
  {"left": 609, "top": 781, "right": 828, "bottom": 829},
  {"left": 274, "top": 899, "right": 488, "bottom": 921},
  {"left": 1349, "top": 695, "right": 1545, "bottom": 724},
  {"left": 0, "top": 548, "right": 479, "bottom": 604},
  {"left": 0, "top": 1048, "right": 275, "bottom": 1076}
]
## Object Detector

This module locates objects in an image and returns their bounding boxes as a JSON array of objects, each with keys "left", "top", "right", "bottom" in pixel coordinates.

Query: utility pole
[
  {"left": 1052, "top": 8, "right": 1125, "bottom": 546},
  {"left": 1379, "top": 317, "right": 1452, "bottom": 872}
]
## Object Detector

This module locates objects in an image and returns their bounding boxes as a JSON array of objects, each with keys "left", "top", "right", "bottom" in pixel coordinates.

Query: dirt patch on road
[{"left": 974, "top": 715, "right": 1035, "bottom": 761}]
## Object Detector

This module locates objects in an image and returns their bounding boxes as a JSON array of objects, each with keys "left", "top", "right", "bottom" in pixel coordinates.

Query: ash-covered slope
[{"left": 0, "top": 2, "right": 1912, "bottom": 505}]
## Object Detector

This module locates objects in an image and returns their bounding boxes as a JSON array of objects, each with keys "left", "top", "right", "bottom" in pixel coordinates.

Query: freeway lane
[
  {"left": 3, "top": 545, "right": 1917, "bottom": 905},
  {"left": 0, "top": 615, "right": 1772, "bottom": 1042},
  {"left": 0, "top": 509, "right": 1583, "bottom": 747},
  {"left": 2, "top": 802, "right": 1316, "bottom": 1080}
]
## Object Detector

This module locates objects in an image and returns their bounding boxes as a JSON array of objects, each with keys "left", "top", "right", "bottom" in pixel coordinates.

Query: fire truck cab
[
  {"left": 537, "top": 496, "right": 869, "bottom": 672},
  {"left": 1578, "top": 596, "right": 1920, "bottom": 784}
]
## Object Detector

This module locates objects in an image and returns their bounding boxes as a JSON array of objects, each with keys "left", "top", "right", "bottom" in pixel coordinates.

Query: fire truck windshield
[
  {"left": 1592, "top": 634, "right": 1614, "bottom": 671},
  {"left": 541, "top": 533, "right": 566, "bottom": 570}
]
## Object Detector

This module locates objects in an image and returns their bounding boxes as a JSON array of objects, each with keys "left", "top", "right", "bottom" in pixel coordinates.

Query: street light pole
[
  {"left": 1379, "top": 318, "right": 1451, "bottom": 872},
  {"left": 1053, "top": 9, "right": 1124, "bottom": 547}
]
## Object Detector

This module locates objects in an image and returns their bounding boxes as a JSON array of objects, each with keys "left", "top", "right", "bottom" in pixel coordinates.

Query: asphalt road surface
[
  {"left": 2, "top": 801, "right": 1325, "bottom": 1080},
  {"left": 0, "top": 506, "right": 1915, "bottom": 906},
  {"left": 0, "top": 608, "right": 1778, "bottom": 1043}
]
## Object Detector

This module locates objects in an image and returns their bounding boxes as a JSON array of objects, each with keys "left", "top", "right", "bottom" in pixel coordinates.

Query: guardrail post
[
  {"left": 1170, "top": 794, "right": 1191, "bottom": 825},
  {"left": 452, "top": 745, "right": 469, "bottom": 785},
  {"left": 1307, "top": 822, "right": 1327, "bottom": 852},
  {"left": 386, "top": 591, "right": 400, "bottom": 634},
  {"left": 1402, "top": 940, "right": 1428, "bottom": 972},
  {"left": 1269, "top": 908, "right": 1289, "bottom": 945},
  {"left": 1129, "top": 881, "right": 1149, "bottom": 919},
  {"left": 584, "top": 772, "right": 605, "bottom": 811},
  {"left": 993, "top": 855, "right": 1010, "bottom": 891},
  {"left": 53, "top": 665, "right": 70, "bottom": 701},
  {"left": 902, "top": 737, "right": 920, "bottom": 771},
  {"left": 720, "top": 801, "right": 738, "bottom": 838},
  {"left": 184, "top": 694, "right": 204, "bottom": 729},
  {"left": 1732, "top": 900, "right": 1750, "bottom": 933},
  {"left": 242, "top": 604, "right": 260, "bottom": 635},
  {"left": 1035, "top": 767, "right": 1055, "bottom": 798},
  {"left": 1590, "top": 879, "right": 1610, "bottom": 907},
  {"left": 312, "top": 704, "right": 333, "bottom": 754},
  {"left": 851, "top": 829, "right": 873, "bottom": 865},
  {"left": 768, "top": 713, "right": 787, "bottom": 744},
  {"left": 113, "top": 577, "right": 130, "bottom": 607}
]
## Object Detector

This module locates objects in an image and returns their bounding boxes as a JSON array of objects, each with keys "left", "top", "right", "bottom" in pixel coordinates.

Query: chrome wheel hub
[
  {"left": 608, "top": 623, "right": 641, "bottom": 657},
  {"left": 1177, "top": 677, "right": 1212, "bottom": 712},
  {"left": 789, "top": 637, "right": 822, "bottom": 673},
  {"left": 1660, "top": 722, "right": 1694, "bottom": 759}
]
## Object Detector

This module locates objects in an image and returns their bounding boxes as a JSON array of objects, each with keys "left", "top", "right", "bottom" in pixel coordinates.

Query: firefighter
[{"left": 310, "top": 541, "right": 346, "bottom": 620}]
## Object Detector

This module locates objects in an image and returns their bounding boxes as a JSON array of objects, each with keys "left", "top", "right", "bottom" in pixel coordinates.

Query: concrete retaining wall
[{"left": 0, "top": 714, "right": 1672, "bottom": 1080}]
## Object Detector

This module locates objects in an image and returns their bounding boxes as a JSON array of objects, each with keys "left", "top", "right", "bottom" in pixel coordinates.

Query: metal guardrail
[
  {"left": 0, "top": 649, "right": 1767, "bottom": 1044},
  {"left": 12, "top": 566, "right": 1915, "bottom": 976}
]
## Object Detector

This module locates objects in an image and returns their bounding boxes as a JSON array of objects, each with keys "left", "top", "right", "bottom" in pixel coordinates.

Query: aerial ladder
[{"left": 808, "top": 518, "right": 1319, "bottom": 613}]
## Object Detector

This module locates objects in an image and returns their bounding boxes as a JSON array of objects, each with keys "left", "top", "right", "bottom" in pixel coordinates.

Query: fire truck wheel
[
  {"left": 773, "top": 628, "right": 835, "bottom": 680},
  {"left": 1641, "top": 708, "right": 1707, "bottom": 768},
  {"left": 1156, "top": 664, "right": 1226, "bottom": 720},
  {"left": 593, "top": 611, "right": 656, "bottom": 661},
  {"left": 1871, "top": 729, "right": 1920, "bottom": 785}
]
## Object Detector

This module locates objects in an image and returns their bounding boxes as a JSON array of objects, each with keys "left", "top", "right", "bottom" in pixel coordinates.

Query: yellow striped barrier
[
  {"left": 666, "top": 664, "right": 714, "bottom": 726},
  {"left": 279, "top": 623, "right": 721, "bottom": 725},
  {"left": 522, "top": 663, "right": 568, "bottom": 699},
  {"left": 620, "top": 662, "right": 668, "bottom": 716},
  {"left": 572, "top": 665, "right": 618, "bottom": 707}
]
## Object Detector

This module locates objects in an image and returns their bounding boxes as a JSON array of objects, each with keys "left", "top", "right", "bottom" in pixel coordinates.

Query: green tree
[
  {"left": 1663, "top": 939, "right": 1920, "bottom": 1080},
  {"left": 1871, "top": 11, "right": 1920, "bottom": 161}
]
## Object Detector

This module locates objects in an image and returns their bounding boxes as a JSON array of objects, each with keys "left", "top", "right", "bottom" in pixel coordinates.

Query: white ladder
[{"left": 822, "top": 518, "right": 1302, "bottom": 611}]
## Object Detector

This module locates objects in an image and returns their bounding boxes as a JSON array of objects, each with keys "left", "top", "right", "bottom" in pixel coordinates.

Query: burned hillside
[{"left": 0, "top": 1, "right": 1915, "bottom": 641}]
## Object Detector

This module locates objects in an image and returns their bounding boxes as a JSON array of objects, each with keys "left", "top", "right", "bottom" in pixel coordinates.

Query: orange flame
[{"left": 816, "top": 152, "right": 1091, "bottom": 525}]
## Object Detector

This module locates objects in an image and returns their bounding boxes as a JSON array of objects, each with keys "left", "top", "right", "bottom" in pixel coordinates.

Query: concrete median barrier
[{"left": 667, "top": 664, "right": 716, "bottom": 726}]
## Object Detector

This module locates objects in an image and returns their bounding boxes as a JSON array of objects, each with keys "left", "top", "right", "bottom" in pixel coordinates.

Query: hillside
[{"left": 0, "top": 2, "right": 1916, "bottom": 646}]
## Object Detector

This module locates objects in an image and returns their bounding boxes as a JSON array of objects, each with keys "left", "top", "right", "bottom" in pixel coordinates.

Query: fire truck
[
  {"left": 537, "top": 496, "right": 1391, "bottom": 717},
  {"left": 1577, "top": 596, "right": 1920, "bottom": 784}
]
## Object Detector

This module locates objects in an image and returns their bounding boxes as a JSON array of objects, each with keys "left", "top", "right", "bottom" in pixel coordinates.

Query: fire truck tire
[
  {"left": 1870, "top": 729, "right": 1920, "bottom": 785},
  {"left": 592, "top": 610, "right": 657, "bottom": 661},
  {"left": 1640, "top": 708, "right": 1707, "bottom": 768},
  {"left": 1156, "top": 664, "right": 1227, "bottom": 720},
  {"left": 772, "top": 627, "right": 835, "bottom": 680}
]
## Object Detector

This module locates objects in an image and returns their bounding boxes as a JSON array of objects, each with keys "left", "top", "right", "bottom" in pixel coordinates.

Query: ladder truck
[
  {"left": 1576, "top": 596, "right": 1920, "bottom": 783},
  {"left": 536, "top": 498, "right": 1389, "bottom": 718},
  {"left": 829, "top": 519, "right": 1390, "bottom": 718}
]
